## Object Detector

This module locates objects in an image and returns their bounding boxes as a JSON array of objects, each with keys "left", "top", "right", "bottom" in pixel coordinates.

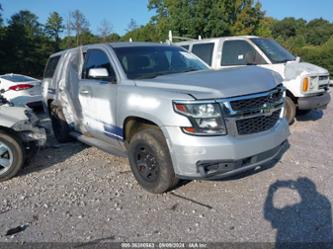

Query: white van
[{"left": 176, "top": 36, "right": 331, "bottom": 123}]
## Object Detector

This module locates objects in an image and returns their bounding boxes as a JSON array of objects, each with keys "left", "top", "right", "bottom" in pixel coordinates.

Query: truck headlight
[{"left": 173, "top": 102, "right": 227, "bottom": 135}]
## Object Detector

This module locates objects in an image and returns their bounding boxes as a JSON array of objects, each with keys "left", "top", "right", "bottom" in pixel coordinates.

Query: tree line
[{"left": 0, "top": 0, "right": 333, "bottom": 78}]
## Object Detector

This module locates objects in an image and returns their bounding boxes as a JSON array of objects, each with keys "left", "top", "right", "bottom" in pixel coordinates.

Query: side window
[
  {"left": 82, "top": 49, "right": 116, "bottom": 80},
  {"left": 192, "top": 43, "right": 214, "bottom": 66},
  {"left": 44, "top": 55, "right": 61, "bottom": 78},
  {"left": 221, "top": 40, "right": 266, "bottom": 66}
]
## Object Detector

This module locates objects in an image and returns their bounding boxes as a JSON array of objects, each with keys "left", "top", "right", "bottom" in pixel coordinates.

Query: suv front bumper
[
  {"left": 162, "top": 118, "right": 290, "bottom": 179},
  {"left": 298, "top": 92, "right": 331, "bottom": 110}
]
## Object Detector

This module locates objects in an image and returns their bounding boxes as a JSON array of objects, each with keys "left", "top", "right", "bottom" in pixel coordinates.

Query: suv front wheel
[{"left": 128, "top": 127, "right": 179, "bottom": 193}]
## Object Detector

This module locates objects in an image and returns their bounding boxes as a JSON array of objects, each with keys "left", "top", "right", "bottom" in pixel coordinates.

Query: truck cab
[{"left": 177, "top": 36, "right": 331, "bottom": 123}]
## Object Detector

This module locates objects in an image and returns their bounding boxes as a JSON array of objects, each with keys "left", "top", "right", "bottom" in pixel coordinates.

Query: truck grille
[
  {"left": 236, "top": 110, "right": 281, "bottom": 135},
  {"left": 230, "top": 89, "right": 283, "bottom": 112},
  {"left": 220, "top": 85, "right": 285, "bottom": 136}
]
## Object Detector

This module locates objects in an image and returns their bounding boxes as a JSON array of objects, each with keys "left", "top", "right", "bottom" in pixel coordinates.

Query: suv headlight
[{"left": 173, "top": 101, "right": 227, "bottom": 135}]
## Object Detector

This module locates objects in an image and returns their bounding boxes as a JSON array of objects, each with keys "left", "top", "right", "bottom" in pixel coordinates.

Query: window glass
[
  {"left": 250, "top": 38, "right": 296, "bottom": 64},
  {"left": 43, "top": 55, "right": 61, "bottom": 78},
  {"left": 113, "top": 46, "right": 208, "bottom": 80},
  {"left": 221, "top": 40, "right": 266, "bottom": 66},
  {"left": 0, "top": 74, "right": 35, "bottom": 82},
  {"left": 191, "top": 43, "right": 214, "bottom": 66},
  {"left": 82, "top": 49, "right": 115, "bottom": 80},
  {"left": 180, "top": 45, "right": 189, "bottom": 51}
]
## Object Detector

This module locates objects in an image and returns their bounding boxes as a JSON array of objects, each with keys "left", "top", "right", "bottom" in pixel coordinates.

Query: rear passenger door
[
  {"left": 79, "top": 48, "right": 121, "bottom": 147},
  {"left": 220, "top": 40, "right": 267, "bottom": 68}
]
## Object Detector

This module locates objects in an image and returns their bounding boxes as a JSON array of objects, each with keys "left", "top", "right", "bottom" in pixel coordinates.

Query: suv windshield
[
  {"left": 251, "top": 38, "right": 296, "bottom": 64},
  {"left": 113, "top": 45, "right": 208, "bottom": 79}
]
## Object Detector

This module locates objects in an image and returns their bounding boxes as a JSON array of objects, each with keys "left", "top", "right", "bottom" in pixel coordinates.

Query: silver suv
[{"left": 42, "top": 42, "right": 290, "bottom": 193}]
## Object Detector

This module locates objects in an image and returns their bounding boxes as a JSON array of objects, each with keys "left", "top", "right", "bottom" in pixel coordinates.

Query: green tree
[
  {"left": 45, "top": 11, "right": 64, "bottom": 51},
  {"left": 304, "top": 18, "right": 333, "bottom": 46},
  {"left": 271, "top": 17, "right": 306, "bottom": 40},
  {"left": 148, "top": 0, "right": 264, "bottom": 40},
  {"left": 0, "top": 10, "right": 52, "bottom": 76}
]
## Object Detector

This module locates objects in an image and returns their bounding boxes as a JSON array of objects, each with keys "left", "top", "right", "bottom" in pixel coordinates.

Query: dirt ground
[{"left": 0, "top": 93, "right": 332, "bottom": 245}]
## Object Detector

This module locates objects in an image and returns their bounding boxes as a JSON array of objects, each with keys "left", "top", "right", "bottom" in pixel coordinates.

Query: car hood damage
[
  {"left": 0, "top": 106, "right": 47, "bottom": 146},
  {"left": 135, "top": 66, "right": 280, "bottom": 99},
  {"left": 284, "top": 61, "right": 329, "bottom": 81}
]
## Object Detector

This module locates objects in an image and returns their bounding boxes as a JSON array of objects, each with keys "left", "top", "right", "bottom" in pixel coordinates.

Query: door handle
[{"left": 80, "top": 89, "right": 90, "bottom": 95}]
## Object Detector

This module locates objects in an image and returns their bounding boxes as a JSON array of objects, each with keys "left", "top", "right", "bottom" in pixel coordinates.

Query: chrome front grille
[{"left": 219, "top": 85, "right": 285, "bottom": 136}]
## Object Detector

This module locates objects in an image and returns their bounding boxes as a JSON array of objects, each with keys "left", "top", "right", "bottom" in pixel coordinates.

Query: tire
[
  {"left": 284, "top": 96, "right": 296, "bottom": 125},
  {"left": 49, "top": 104, "right": 73, "bottom": 143},
  {"left": 128, "top": 127, "right": 179, "bottom": 194},
  {"left": 0, "top": 131, "right": 24, "bottom": 182}
]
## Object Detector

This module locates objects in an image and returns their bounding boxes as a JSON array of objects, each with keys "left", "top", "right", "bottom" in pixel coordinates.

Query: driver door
[{"left": 78, "top": 48, "right": 120, "bottom": 147}]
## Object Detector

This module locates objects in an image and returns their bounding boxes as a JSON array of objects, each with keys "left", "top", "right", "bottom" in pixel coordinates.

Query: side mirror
[
  {"left": 296, "top": 57, "right": 301, "bottom": 63},
  {"left": 88, "top": 68, "right": 116, "bottom": 82},
  {"left": 88, "top": 68, "right": 109, "bottom": 79}
]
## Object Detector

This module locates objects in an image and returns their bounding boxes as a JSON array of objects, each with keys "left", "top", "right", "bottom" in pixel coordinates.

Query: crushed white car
[
  {"left": 0, "top": 91, "right": 46, "bottom": 181},
  {"left": 0, "top": 73, "right": 43, "bottom": 108}
]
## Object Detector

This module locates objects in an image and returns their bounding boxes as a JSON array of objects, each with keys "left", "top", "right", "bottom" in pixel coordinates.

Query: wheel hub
[
  {"left": 135, "top": 146, "right": 159, "bottom": 182},
  {"left": 0, "top": 142, "right": 13, "bottom": 176}
]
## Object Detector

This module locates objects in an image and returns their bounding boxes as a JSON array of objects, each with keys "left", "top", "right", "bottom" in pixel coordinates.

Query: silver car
[{"left": 42, "top": 42, "right": 290, "bottom": 193}]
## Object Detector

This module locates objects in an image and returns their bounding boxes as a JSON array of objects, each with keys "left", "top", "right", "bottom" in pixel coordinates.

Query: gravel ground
[{"left": 0, "top": 93, "right": 332, "bottom": 244}]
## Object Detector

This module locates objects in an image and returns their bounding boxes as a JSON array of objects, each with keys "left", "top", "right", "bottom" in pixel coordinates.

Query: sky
[{"left": 1, "top": 0, "right": 333, "bottom": 35}]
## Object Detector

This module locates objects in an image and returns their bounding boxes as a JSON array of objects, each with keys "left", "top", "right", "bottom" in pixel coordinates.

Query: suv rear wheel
[
  {"left": 50, "top": 104, "right": 73, "bottom": 143},
  {"left": 128, "top": 127, "right": 179, "bottom": 193},
  {"left": 0, "top": 131, "right": 24, "bottom": 181}
]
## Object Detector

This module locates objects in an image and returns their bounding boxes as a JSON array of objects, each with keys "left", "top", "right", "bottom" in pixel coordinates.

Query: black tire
[
  {"left": 284, "top": 96, "right": 296, "bottom": 125},
  {"left": 0, "top": 131, "right": 24, "bottom": 181},
  {"left": 128, "top": 127, "right": 179, "bottom": 194},
  {"left": 49, "top": 104, "right": 73, "bottom": 143}
]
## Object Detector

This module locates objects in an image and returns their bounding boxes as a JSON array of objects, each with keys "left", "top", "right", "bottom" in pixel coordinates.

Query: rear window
[
  {"left": 0, "top": 75, "right": 35, "bottom": 82},
  {"left": 44, "top": 55, "right": 61, "bottom": 78},
  {"left": 191, "top": 43, "right": 215, "bottom": 66}
]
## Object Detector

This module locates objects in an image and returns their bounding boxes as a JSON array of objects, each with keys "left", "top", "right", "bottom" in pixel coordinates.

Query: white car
[{"left": 0, "top": 73, "right": 43, "bottom": 108}]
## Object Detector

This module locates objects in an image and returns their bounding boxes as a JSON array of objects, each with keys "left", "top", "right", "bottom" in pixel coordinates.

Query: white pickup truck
[{"left": 177, "top": 36, "right": 331, "bottom": 123}]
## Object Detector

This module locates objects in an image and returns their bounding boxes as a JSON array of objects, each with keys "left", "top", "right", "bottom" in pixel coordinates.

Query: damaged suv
[{"left": 42, "top": 43, "right": 289, "bottom": 193}]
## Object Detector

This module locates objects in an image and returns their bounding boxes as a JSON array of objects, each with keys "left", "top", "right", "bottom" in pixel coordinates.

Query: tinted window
[
  {"left": 221, "top": 40, "right": 266, "bottom": 66},
  {"left": 181, "top": 45, "right": 189, "bottom": 50},
  {"left": 113, "top": 46, "right": 208, "bottom": 80},
  {"left": 82, "top": 49, "right": 115, "bottom": 80},
  {"left": 0, "top": 74, "right": 35, "bottom": 82},
  {"left": 251, "top": 38, "right": 296, "bottom": 64},
  {"left": 44, "top": 56, "right": 60, "bottom": 78},
  {"left": 192, "top": 43, "right": 214, "bottom": 66}
]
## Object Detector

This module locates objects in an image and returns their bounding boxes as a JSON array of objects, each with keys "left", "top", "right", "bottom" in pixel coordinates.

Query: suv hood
[
  {"left": 284, "top": 61, "right": 329, "bottom": 80},
  {"left": 135, "top": 66, "right": 280, "bottom": 99}
]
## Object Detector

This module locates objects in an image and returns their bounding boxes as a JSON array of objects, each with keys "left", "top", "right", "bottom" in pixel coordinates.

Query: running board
[{"left": 70, "top": 132, "right": 127, "bottom": 158}]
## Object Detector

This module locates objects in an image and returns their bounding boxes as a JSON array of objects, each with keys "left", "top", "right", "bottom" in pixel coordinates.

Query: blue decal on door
[{"left": 103, "top": 124, "right": 124, "bottom": 140}]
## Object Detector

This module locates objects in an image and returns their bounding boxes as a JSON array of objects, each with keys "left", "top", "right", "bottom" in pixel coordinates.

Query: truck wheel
[
  {"left": 50, "top": 104, "right": 73, "bottom": 143},
  {"left": 284, "top": 97, "right": 296, "bottom": 124},
  {"left": 128, "top": 127, "right": 179, "bottom": 193},
  {"left": 0, "top": 131, "right": 24, "bottom": 182}
]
